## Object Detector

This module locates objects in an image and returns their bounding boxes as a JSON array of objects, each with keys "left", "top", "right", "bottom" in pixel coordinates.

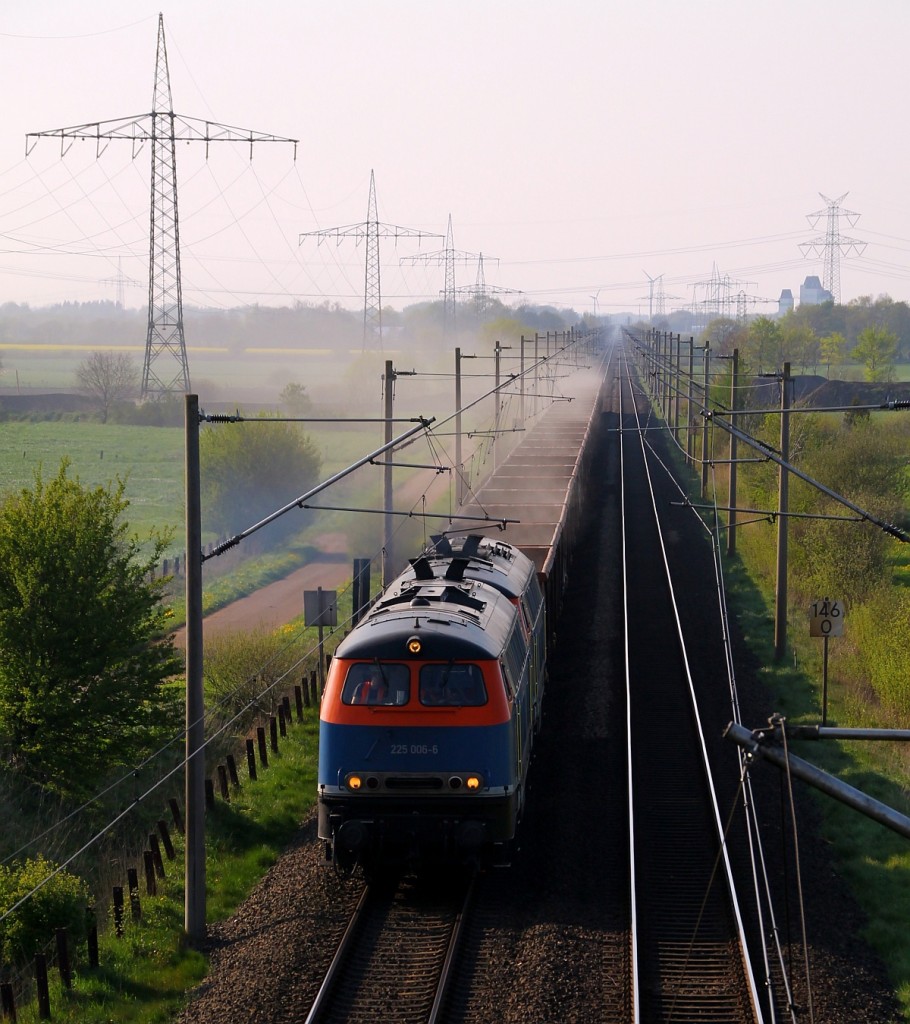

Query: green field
[
  {"left": 0, "top": 418, "right": 452, "bottom": 564},
  {"left": 0, "top": 421, "right": 185, "bottom": 548}
]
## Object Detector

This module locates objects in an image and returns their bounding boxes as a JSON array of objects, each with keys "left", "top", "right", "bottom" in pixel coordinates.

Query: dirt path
[
  {"left": 171, "top": 560, "right": 352, "bottom": 648},
  {"left": 170, "top": 462, "right": 451, "bottom": 650}
]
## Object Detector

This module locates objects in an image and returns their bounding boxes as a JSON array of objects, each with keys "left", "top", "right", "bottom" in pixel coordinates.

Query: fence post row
[{"left": 0, "top": 675, "right": 324, "bottom": 1020}]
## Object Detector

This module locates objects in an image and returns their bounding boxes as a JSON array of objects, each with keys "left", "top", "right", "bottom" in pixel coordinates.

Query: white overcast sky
[{"left": 0, "top": 0, "right": 907, "bottom": 317}]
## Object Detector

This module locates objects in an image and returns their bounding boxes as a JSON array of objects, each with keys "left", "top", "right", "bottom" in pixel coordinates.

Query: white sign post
[{"left": 809, "top": 598, "right": 844, "bottom": 725}]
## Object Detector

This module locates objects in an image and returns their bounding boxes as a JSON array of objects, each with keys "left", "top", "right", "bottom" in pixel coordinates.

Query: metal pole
[
  {"left": 727, "top": 348, "right": 739, "bottom": 557},
  {"left": 519, "top": 336, "right": 526, "bottom": 426},
  {"left": 184, "top": 394, "right": 206, "bottom": 942},
  {"left": 701, "top": 341, "right": 710, "bottom": 497},
  {"left": 822, "top": 635, "right": 829, "bottom": 726},
  {"left": 534, "top": 333, "right": 540, "bottom": 417},
  {"left": 774, "top": 362, "right": 791, "bottom": 661},
  {"left": 383, "top": 361, "right": 395, "bottom": 586},
  {"left": 725, "top": 722, "right": 910, "bottom": 840},
  {"left": 686, "top": 337, "right": 695, "bottom": 465},
  {"left": 455, "top": 348, "right": 463, "bottom": 507},
  {"left": 493, "top": 340, "right": 501, "bottom": 471},
  {"left": 667, "top": 335, "right": 675, "bottom": 440}
]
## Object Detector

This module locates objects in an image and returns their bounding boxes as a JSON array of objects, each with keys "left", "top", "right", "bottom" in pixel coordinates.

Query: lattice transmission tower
[
  {"left": 26, "top": 14, "right": 297, "bottom": 399},
  {"left": 400, "top": 215, "right": 492, "bottom": 339},
  {"left": 799, "top": 192, "right": 866, "bottom": 303},
  {"left": 300, "top": 170, "right": 442, "bottom": 351},
  {"left": 455, "top": 252, "right": 520, "bottom": 313}
]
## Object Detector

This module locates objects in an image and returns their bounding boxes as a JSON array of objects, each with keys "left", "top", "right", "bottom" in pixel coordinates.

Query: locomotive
[{"left": 317, "top": 535, "right": 547, "bottom": 873}]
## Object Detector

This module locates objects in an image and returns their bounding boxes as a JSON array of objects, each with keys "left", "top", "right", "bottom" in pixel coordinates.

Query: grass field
[{"left": 0, "top": 418, "right": 455, "bottom": 565}]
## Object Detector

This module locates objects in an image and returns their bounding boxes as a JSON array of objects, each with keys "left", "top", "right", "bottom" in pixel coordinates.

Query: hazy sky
[{"left": 0, "top": 0, "right": 907, "bottom": 318}]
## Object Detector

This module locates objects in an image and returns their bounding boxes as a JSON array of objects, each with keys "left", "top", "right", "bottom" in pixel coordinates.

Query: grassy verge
[
  {"left": 8, "top": 703, "right": 320, "bottom": 1023},
  {"left": 723, "top": 548, "right": 910, "bottom": 1018}
]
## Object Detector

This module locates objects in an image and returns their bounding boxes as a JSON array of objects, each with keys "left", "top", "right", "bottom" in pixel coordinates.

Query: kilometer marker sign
[{"left": 809, "top": 598, "right": 844, "bottom": 637}]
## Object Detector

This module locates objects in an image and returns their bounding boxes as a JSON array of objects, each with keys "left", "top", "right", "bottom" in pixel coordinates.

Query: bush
[
  {"left": 203, "top": 628, "right": 316, "bottom": 754},
  {"left": 848, "top": 588, "right": 910, "bottom": 719},
  {"left": 0, "top": 855, "right": 90, "bottom": 967}
]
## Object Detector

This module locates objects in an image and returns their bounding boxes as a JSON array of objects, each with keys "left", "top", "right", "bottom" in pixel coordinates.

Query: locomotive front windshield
[
  {"left": 342, "top": 663, "right": 410, "bottom": 705},
  {"left": 339, "top": 661, "right": 488, "bottom": 707},
  {"left": 419, "top": 664, "right": 487, "bottom": 706}
]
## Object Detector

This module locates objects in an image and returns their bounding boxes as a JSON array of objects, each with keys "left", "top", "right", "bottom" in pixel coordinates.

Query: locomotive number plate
[{"left": 391, "top": 743, "right": 439, "bottom": 755}]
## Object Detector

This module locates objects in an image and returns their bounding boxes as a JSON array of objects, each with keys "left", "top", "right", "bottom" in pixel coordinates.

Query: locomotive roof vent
[{"left": 410, "top": 596, "right": 431, "bottom": 607}]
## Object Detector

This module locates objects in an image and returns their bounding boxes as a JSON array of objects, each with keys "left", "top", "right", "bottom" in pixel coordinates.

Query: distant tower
[
  {"left": 26, "top": 15, "right": 297, "bottom": 398},
  {"left": 799, "top": 192, "right": 866, "bottom": 303},
  {"left": 400, "top": 215, "right": 485, "bottom": 339},
  {"left": 300, "top": 171, "right": 443, "bottom": 351},
  {"left": 455, "top": 253, "right": 520, "bottom": 313}
]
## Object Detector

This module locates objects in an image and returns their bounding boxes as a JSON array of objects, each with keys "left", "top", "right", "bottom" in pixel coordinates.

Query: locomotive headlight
[
  {"left": 346, "top": 774, "right": 363, "bottom": 791},
  {"left": 407, "top": 636, "right": 422, "bottom": 654},
  {"left": 465, "top": 775, "right": 482, "bottom": 791}
]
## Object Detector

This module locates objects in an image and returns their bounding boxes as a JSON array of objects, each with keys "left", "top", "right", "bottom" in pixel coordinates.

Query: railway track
[
  {"left": 619, "top": 349, "right": 764, "bottom": 1023},
  {"left": 304, "top": 872, "right": 475, "bottom": 1024}
]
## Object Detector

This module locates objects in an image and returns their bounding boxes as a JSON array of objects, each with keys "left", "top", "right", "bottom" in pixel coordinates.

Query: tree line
[{"left": 699, "top": 295, "right": 910, "bottom": 381}]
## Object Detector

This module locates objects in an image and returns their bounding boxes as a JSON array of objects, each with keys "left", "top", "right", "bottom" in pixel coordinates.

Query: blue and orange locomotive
[{"left": 318, "top": 535, "right": 547, "bottom": 872}]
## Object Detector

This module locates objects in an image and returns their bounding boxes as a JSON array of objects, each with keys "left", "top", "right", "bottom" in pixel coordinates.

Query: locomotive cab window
[
  {"left": 419, "top": 664, "right": 487, "bottom": 706},
  {"left": 343, "top": 663, "right": 409, "bottom": 705}
]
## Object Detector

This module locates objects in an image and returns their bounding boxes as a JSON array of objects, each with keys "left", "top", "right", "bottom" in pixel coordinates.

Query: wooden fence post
[
  {"left": 246, "top": 738, "right": 257, "bottom": 781},
  {"left": 127, "top": 867, "right": 141, "bottom": 920},
  {"left": 113, "top": 886, "right": 125, "bottom": 937},
  {"left": 0, "top": 981, "right": 16, "bottom": 1021},
  {"left": 157, "top": 820, "right": 176, "bottom": 861},
  {"left": 34, "top": 954, "right": 50, "bottom": 1020},
  {"left": 149, "top": 834, "right": 165, "bottom": 878},
  {"left": 168, "top": 797, "right": 184, "bottom": 834},
  {"left": 143, "top": 850, "right": 157, "bottom": 896},
  {"left": 55, "top": 928, "right": 72, "bottom": 990}
]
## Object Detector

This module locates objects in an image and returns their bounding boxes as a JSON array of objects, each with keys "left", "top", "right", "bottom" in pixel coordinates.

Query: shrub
[
  {"left": 0, "top": 855, "right": 90, "bottom": 967},
  {"left": 849, "top": 588, "right": 910, "bottom": 719},
  {"left": 203, "top": 628, "right": 315, "bottom": 754}
]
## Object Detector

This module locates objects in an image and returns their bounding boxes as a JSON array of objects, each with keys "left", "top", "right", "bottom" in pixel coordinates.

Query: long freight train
[
  {"left": 317, "top": 535, "right": 546, "bottom": 873},
  {"left": 317, "top": 358, "right": 610, "bottom": 873}
]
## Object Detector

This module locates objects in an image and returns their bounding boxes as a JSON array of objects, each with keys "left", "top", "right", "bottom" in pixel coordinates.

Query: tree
[
  {"left": 744, "top": 316, "right": 783, "bottom": 373},
  {"left": 200, "top": 418, "right": 322, "bottom": 542},
  {"left": 76, "top": 351, "right": 139, "bottom": 422},
  {"left": 819, "top": 331, "right": 847, "bottom": 376},
  {"left": 780, "top": 320, "right": 819, "bottom": 371},
  {"left": 279, "top": 382, "right": 312, "bottom": 416},
  {"left": 0, "top": 462, "right": 182, "bottom": 796},
  {"left": 701, "top": 317, "right": 740, "bottom": 356},
  {"left": 853, "top": 325, "right": 898, "bottom": 382}
]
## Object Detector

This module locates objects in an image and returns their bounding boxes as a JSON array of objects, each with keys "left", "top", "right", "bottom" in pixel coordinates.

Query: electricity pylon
[
  {"left": 455, "top": 252, "right": 520, "bottom": 313},
  {"left": 800, "top": 192, "right": 866, "bottom": 303},
  {"left": 300, "top": 170, "right": 442, "bottom": 351},
  {"left": 100, "top": 256, "right": 141, "bottom": 309},
  {"left": 26, "top": 14, "right": 297, "bottom": 399},
  {"left": 400, "top": 214, "right": 486, "bottom": 338}
]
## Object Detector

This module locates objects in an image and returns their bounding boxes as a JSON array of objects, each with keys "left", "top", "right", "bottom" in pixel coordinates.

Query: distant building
[
  {"left": 800, "top": 275, "right": 833, "bottom": 306},
  {"left": 777, "top": 289, "right": 794, "bottom": 316}
]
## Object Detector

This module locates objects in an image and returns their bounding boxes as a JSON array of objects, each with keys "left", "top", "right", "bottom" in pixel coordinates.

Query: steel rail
[
  {"left": 620, "top": 345, "right": 764, "bottom": 1022},
  {"left": 427, "top": 873, "right": 477, "bottom": 1023},
  {"left": 302, "top": 883, "right": 371, "bottom": 1024}
]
